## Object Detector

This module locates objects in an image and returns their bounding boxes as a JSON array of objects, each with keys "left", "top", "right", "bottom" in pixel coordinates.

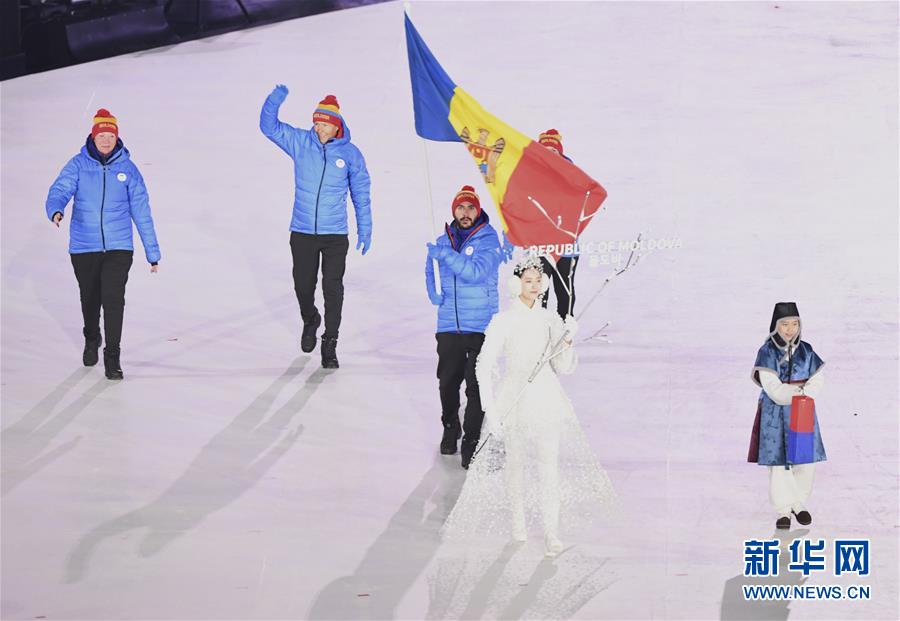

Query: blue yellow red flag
[{"left": 405, "top": 13, "right": 607, "bottom": 251}]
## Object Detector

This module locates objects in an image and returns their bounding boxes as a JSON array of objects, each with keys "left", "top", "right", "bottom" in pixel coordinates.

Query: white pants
[{"left": 768, "top": 464, "right": 816, "bottom": 516}]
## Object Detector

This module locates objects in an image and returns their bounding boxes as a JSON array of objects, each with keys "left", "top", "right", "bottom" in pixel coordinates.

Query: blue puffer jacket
[
  {"left": 260, "top": 93, "right": 372, "bottom": 237},
  {"left": 45, "top": 138, "right": 161, "bottom": 264},
  {"left": 425, "top": 212, "right": 502, "bottom": 334}
]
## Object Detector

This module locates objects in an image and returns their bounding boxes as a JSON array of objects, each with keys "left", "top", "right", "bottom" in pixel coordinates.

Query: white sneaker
[{"left": 544, "top": 535, "right": 564, "bottom": 557}]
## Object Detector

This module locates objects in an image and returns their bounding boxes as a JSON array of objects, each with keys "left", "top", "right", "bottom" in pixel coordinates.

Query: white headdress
[{"left": 507, "top": 255, "right": 551, "bottom": 298}]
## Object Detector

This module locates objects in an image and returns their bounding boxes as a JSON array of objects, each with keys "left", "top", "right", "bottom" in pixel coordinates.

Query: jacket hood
[
  {"left": 83, "top": 135, "right": 129, "bottom": 164},
  {"left": 308, "top": 119, "right": 352, "bottom": 148},
  {"left": 447, "top": 210, "right": 491, "bottom": 249}
]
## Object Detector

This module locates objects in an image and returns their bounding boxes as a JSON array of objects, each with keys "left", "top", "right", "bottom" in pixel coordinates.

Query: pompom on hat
[
  {"left": 538, "top": 128, "right": 563, "bottom": 156},
  {"left": 312, "top": 95, "right": 344, "bottom": 137},
  {"left": 91, "top": 109, "right": 118, "bottom": 139},
  {"left": 451, "top": 185, "right": 481, "bottom": 218}
]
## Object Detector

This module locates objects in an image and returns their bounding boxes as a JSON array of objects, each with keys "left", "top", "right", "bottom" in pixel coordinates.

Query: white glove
[{"left": 563, "top": 315, "right": 579, "bottom": 340}]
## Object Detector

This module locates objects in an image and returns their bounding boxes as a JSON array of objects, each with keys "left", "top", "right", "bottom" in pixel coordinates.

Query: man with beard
[{"left": 425, "top": 186, "right": 501, "bottom": 468}]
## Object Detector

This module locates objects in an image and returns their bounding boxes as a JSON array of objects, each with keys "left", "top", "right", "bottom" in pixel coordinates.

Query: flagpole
[
  {"left": 407, "top": 1, "right": 442, "bottom": 294},
  {"left": 423, "top": 141, "right": 442, "bottom": 293},
  {"left": 421, "top": 140, "right": 438, "bottom": 237}
]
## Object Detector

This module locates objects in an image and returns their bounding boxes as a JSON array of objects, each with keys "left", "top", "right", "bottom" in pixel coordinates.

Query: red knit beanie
[
  {"left": 452, "top": 185, "right": 481, "bottom": 218},
  {"left": 312, "top": 95, "right": 344, "bottom": 137},
  {"left": 538, "top": 129, "right": 563, "bottom": 156},
  {"left": 92, "top": 109, "right": 118, "bottom": 138}
]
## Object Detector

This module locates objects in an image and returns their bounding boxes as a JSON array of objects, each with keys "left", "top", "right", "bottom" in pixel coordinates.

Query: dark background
[{"left": 1, "top": 0, "right": 388, "bottom": 81}]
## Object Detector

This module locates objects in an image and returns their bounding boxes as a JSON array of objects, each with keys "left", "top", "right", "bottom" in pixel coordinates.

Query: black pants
[
  {"left": 70, "top": 250, "right": 133, "bottom": 352},
  {"left": 290, "top": 232, "right": 349, "bottom": 339},
  {"left": 540, "top": 256, "right": 578, "bottom": 319},
  {"left": 436, "top": 332, "right": 485, "bottom": 444}
]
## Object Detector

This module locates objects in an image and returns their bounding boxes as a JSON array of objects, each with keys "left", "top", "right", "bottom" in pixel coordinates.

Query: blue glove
[
  {"left": 501, "top": 231, "right": 515, "bottom": 264},
  {"left": 428, "top": 289, "right": 443, "bottom": 306},
  {"left": 357, "top": 233, "right": 371, "bottom": 256},
  {"left": 426, "top": 242, "right": 445, "bottom": 261},
  {"left": 270, "top": 84, "right": 289, "bottom": 105}
]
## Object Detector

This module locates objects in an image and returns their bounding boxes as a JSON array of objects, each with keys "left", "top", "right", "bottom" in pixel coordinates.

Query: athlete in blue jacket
[
  {"left": 425, "top": 186, "right": 501, "bottom": 468},
  {"left": 260, "top": 85, "right": 372, "bottom": 369},
  {"left": 45, "top": 109, "right": 161, "bottom": 380}
]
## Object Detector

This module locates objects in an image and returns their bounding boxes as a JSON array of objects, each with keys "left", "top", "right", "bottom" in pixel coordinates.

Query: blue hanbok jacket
[{"left": 748, "top": 340, "right": 826, "bottom": 467}]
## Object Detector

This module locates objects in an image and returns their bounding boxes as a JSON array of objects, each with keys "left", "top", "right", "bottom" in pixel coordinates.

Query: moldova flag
[{"left": 404, "top": 13, "right": 607, "bottom": 251}]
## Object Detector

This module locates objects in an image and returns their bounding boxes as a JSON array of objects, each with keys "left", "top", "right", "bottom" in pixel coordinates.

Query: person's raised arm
[{"left": 259, "top": 84, "right": 298, "bottom": 156}]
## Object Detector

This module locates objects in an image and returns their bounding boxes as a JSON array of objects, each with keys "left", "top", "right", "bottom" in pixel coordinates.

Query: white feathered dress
[{"left": 441, "top": 296, "right": 616, "bottom": 542}]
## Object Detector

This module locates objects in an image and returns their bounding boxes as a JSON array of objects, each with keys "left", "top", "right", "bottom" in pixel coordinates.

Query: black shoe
[
  {"left": 440, "top": 425, "right": 461, "bottom": 455},
  {"left": 103, "top": 347, "right": 124, "bottom": 380},
  {"left": 776, "top": 516, "right": 791, "bottom": 530},
  {"left": 301, "top": 312, "right": 321, "bottom": 353},
  {"left": 83, "top": 334, "right": 102, "bottom": 367},
  {"left": 321, "top": 336, "right": 339, "bottom": 369},
  {"left": 460, "top": 439, "right": 478, "bottom": 470},
  {"left": 792, "top": 510, "right": 812, "bottom": 526}
]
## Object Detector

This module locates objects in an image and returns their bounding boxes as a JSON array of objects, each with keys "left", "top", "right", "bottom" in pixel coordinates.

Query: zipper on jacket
[
  {"left": 453, "top": 275, "right": 461, "bottom": 333},
  {"left": 100, "top": 165, "right": 108, "bottom": 251},
  {"left": 449, "top": 223, "right": 484, "bottom": 334},
  {"left": 313, "top": 144, "right": 327, "bottom": 234}
]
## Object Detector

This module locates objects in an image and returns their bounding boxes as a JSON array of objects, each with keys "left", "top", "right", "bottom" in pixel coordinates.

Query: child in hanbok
[{"left": 748, "top": 302, "right": 826, "bottom": 529}]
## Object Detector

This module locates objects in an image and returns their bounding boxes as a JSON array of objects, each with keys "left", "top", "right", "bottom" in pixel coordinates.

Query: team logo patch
[
  {"left": 465, "top": 246, "right": 475, "bottom": 256},
  {"left": 117, "top": 173, "right": 127, "bottom": 182},
  {"left": 335, "top": 159, "right": 346, "bottom": 169}
]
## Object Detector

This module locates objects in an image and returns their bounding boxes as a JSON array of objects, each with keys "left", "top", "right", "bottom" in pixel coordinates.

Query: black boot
[
  {"left": 460, "top": 438, "right": 478, "bottom": 470},
  {"left": 83, "top": 332, "right": 102, "bottom": 367},
  {"left": 103, "top": 347, "right": 124, "bottom": 380},
  {"left": 792, "top": 510, "right": 812, "bottom": 526},
  {"left": 301, "top": 311, "right": 321, "bottom": 353},
  {"left": 776, "top": 515, "right": 791, "bottom": 530},
  {"left": 321, "top": 336, "right": 339, "bottom": 369},
  {"left": 440, "top": 424, "right": 461, "bottom": 455}
]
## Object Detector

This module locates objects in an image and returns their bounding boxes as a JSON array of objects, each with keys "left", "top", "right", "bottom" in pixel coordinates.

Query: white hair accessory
[
  {"left": 507, "top": 257, "right": 551, "bottom": 298},
  {"left": 512, "top": 255, "right": 544, "bottom": 277}
]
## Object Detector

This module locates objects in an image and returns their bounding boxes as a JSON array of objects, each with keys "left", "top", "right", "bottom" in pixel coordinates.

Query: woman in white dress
[{"left": 442, "top": 256, "right": 616, "bottom": 556}]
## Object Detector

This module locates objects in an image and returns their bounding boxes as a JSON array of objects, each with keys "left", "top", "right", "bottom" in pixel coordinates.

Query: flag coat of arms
[{"left": 405, "top": 13, "right": 607, "bottom": 251}]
